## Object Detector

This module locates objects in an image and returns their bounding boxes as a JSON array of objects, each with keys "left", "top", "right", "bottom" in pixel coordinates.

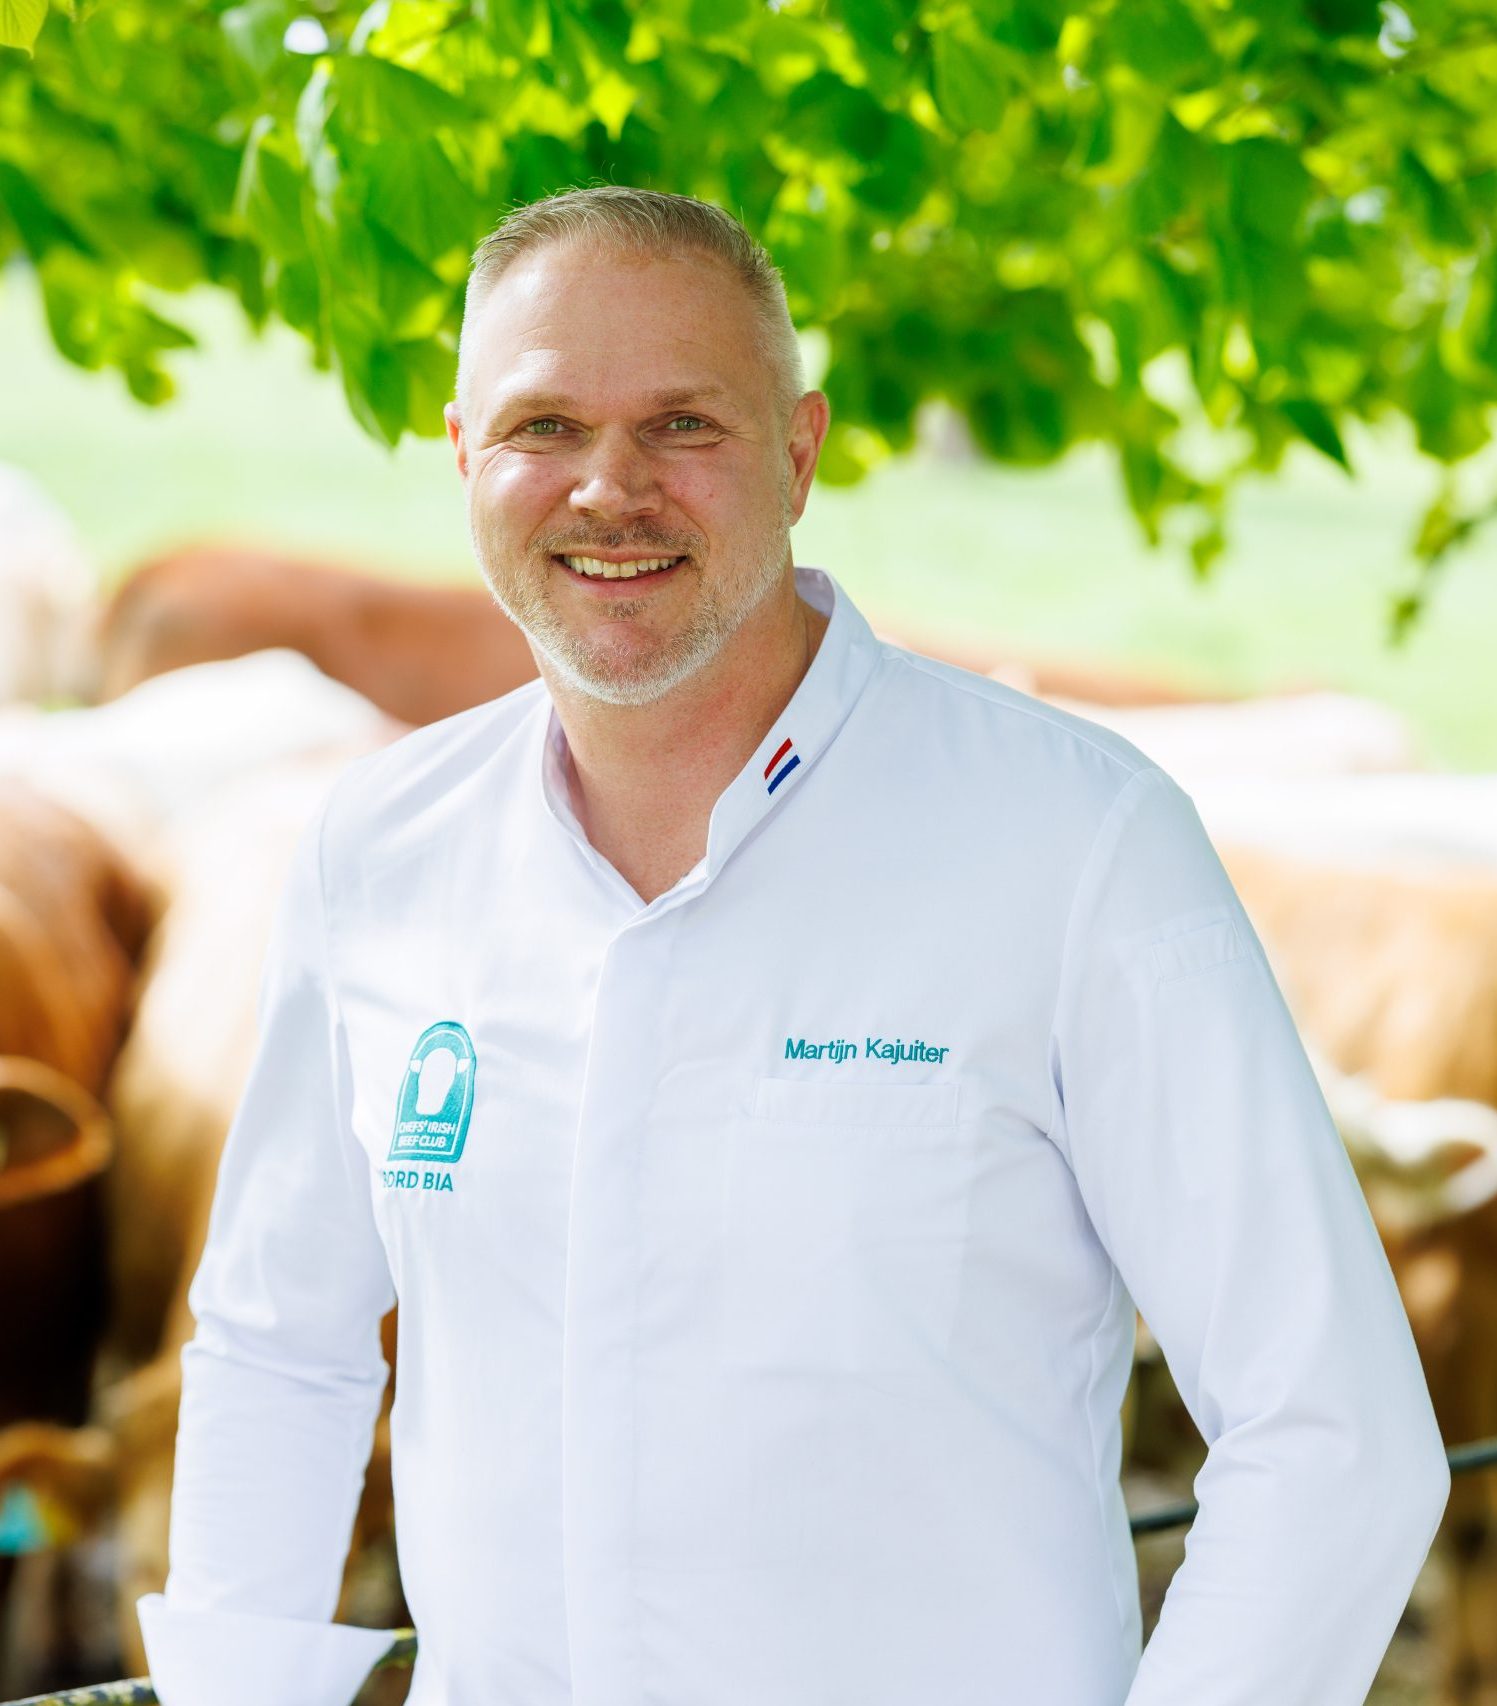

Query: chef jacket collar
[{"left": 535, "top": 565, "right": 881, "bottom": 907}]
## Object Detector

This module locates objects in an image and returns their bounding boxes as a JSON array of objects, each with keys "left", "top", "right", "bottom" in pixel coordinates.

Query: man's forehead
[
  {"left": 466, "top": 243, "right": 767, "bottom": 419},
  {"left": 475, "top": 245, "right": 741, "bottom": 346}
]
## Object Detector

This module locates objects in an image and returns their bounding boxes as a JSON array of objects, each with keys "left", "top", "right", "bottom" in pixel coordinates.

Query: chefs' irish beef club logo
[{"left": 383, "top": 1020, "right": 476, "bottom": 1194}]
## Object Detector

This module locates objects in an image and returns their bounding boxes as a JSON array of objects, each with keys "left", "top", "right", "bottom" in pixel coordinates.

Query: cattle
[
  {"left": 0, "top": 1059, "right": 115, "bottom": 1432},
  {"left": 93, "top": 544, "right": 539, "bottom": 727},
  {"left": 0, "top": 464, "right": 96, "bottom": 707},
  {"left": 0, "top": 743, "right": 407, "bottom": 1684},
  {"left": 0, "top": 658, "right": 403, "bottom": 1688},
  {"left": 0, "top": 1057, "right": 117, "bottom": 1692},
  {"left": 0, "top": 646, "right": 404, "bottom": 879},
  {"left": 0, "top": 785, "right": 155, "bottom": 1102},
  {"left": 0, "top": 791, "right": 154, "bottom": 1695},
  {"left": 0, "top": 785, "right": 153, "bottom": 1433}
]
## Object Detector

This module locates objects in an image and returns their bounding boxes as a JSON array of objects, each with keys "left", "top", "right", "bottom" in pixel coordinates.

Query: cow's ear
[{"left": 444, "top": 403, "right": 468, "bottom": 478}]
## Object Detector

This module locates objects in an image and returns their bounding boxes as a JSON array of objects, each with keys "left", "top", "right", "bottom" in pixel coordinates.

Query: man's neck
[{"left": 542, "top": 575, "right": 831, "bottom": 905}]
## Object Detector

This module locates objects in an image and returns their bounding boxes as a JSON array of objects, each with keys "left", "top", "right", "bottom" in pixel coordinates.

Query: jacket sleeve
[
  {"left": 136, "top": 790, "right": 400, "bottom": 1706},
  {"left": 1047, "top": 764, "right": 1449, "bottom": 1706}
]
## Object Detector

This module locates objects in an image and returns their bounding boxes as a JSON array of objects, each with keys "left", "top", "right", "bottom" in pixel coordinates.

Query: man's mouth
[{"left": 553, "top": 553, "right": 687, "bottom": 582}]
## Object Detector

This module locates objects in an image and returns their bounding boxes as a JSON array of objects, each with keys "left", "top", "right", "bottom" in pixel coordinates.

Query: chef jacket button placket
[{"left": 560, "top": 903, "right": 685, "bottom": 1706}]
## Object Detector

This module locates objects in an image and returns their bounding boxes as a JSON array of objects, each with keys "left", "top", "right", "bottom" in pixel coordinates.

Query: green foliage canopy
[{"left": 3, "top": 0, "right": 1497, "bottom": 604}]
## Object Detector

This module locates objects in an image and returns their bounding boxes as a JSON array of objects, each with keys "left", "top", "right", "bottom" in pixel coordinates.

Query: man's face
[{"left": 445, "top": 240, "right": 826, "bottom": 707}]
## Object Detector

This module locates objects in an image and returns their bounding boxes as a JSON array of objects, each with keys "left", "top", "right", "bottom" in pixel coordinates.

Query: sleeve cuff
[{"left": 136, "top": 1593, "right": 400, "bottom": 1706}]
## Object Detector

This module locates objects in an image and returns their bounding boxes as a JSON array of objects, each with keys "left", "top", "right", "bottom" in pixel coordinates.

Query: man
[{"left": 139, "top": 186, "right": 1449, "bottom": 1706}]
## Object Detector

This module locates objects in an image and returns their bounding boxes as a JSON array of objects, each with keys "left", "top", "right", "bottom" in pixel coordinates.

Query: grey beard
[{"left": 470, "top": 502, "right": 793, "bottom": 708}]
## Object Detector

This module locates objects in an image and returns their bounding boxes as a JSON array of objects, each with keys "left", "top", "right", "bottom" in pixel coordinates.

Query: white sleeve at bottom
[{"left": 137, "top": 1594, "right": 398, "bottom": 1706}]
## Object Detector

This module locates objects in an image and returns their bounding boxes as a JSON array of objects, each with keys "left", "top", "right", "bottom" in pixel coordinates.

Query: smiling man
[{"left": 141, "top": 187, "right": 1448, "bottom": 1706}]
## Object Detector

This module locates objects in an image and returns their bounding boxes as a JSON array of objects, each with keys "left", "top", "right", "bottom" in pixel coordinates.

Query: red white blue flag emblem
[{"left": 764, "top": 737, "right": 800, "bottom": 795}]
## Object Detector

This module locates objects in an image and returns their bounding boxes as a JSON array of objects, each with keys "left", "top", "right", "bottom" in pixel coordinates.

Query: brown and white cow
[
  {"left": 0, "top": 741, "right": 407, "bottom": 1681},
  {"left": 0, "top": 650, "right": 405, "bottom": 1683},
  {"left": 0, "top": 787, "right": 154, "bottom": 1433},
  {"left": 93, "top": 544, "right": 538, "bottom": 728},
  {"left": 0, "top": 786, "right": 155, "bottom": 1103},
  {"left": 0, "top": 647, "right": 404, "bottom": 876},
  {"left": 0, "top": 789, "right": 154, "bottom": 1693}
]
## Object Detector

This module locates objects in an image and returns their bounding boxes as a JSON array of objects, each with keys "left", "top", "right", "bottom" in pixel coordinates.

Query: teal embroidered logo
[{"left": 388, "top": 1021, "right": 476, "bottom": 1165}]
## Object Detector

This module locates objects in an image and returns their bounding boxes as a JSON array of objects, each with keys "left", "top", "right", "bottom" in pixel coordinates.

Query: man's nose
[{"left": 568, "top": 427, "right": 662, "bottom": 520}]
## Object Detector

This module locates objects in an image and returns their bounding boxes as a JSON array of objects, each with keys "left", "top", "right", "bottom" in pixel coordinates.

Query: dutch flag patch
[{"left": 764, "top": 736, "right": 800, "bottom": 795}]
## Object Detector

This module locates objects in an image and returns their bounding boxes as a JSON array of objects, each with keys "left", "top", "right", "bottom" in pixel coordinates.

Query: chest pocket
[{"left": 721, "top": 1075, "right": 976, "bottom": 1377}]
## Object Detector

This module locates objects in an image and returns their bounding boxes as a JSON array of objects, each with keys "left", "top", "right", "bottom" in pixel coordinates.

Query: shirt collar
[{"left": 532, "top": 565, "right": 882, "bottom": 898}]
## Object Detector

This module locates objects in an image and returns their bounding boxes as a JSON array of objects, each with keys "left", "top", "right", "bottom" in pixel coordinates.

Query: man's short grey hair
[{"left": 454, "top": 184, "right": 806, "bottom": 432}]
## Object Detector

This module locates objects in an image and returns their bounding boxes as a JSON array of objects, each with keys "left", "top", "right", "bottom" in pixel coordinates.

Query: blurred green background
[{"left": 4, "top": 259, "right": 1495, "bottom": 767}]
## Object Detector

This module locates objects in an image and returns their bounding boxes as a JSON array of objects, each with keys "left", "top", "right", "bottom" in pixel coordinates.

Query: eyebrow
[{"left": 481, "top": 383, "right": 734, "bottom": 435}]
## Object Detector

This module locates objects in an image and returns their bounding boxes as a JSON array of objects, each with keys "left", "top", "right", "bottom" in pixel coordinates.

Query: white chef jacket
[{"left": 140, "top": 565, "right": 1449, "bottom": 1706}]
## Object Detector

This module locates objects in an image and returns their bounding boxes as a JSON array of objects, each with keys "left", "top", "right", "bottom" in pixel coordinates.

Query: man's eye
[
  {"left": 667, "top": 416, "right": 708, "bottom": 432},
  {"left": 521, "top": 419, "right": 564, "bottom": 435}
]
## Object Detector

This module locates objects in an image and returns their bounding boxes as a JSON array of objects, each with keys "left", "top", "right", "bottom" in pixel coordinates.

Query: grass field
[{"left": 3, "top": 262, "right": 1495, "bottom": 767}]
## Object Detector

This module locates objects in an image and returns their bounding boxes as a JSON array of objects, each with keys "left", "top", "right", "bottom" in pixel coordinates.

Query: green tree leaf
[
  {"left": 5, "top": 0, "right": 1497, "bottom": 589},
  {"left": 1279, "top": 398, "right": 1351, "bottom": 470},
  {"left": 221, "top": 0, "right": 294, "bottom": 82},
  {"left": 0, "top": 0, "right": 46, "bottom": 54},
  {"left": 930, "top": 24, "right": 1012, "bottom": 134}
]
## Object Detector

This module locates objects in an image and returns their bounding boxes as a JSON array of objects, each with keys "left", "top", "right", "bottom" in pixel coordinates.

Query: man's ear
[
  {"left": 786, "top": 390, "right": 830, "bottom": 526},
  {"left": 444, "top": 403, "right": 468, "bottom": 480}
]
